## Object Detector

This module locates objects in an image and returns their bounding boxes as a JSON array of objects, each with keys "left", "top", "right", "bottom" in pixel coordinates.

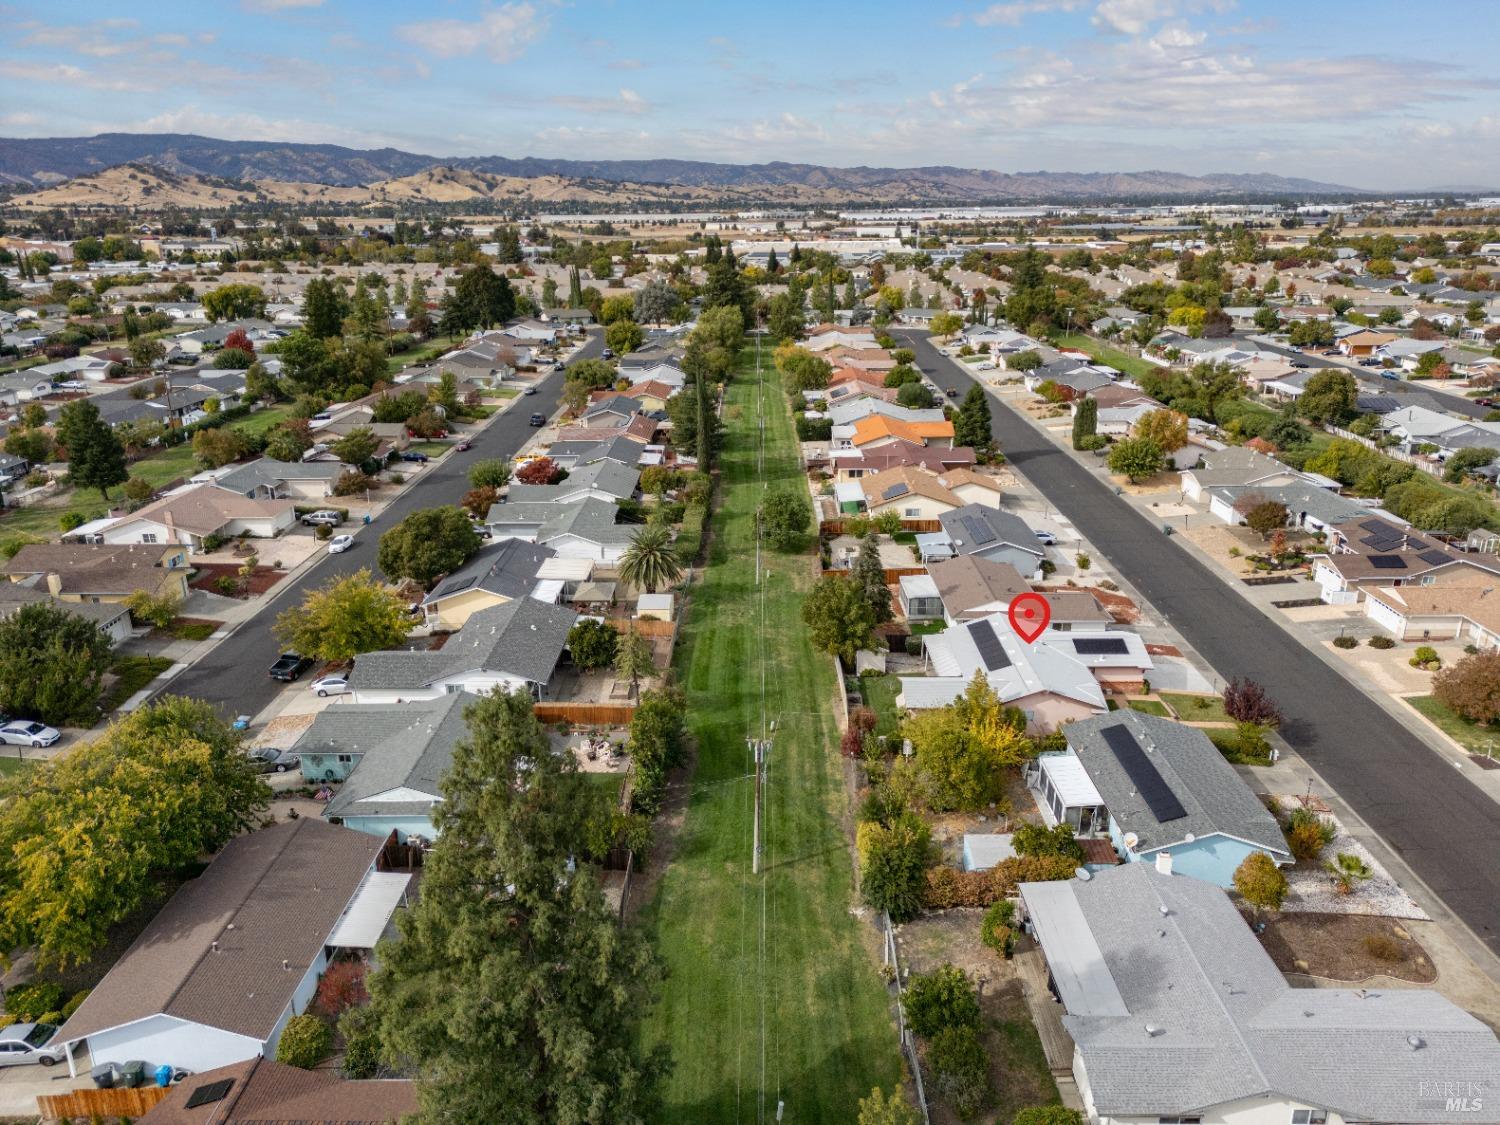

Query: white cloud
[
  {"left": 396, "top": 3, "right": 547, "bottom": 63},
  {"left": 1092, "top": 0, "right": 1176, "bottom": 34},
  {"left": 969, "top": 0, "right": 1083, "bottom": 26},
  {"left": 130, "top": 106, "right": 400, "bottom": 148},
  {"left": 548, "top": 89, "right": 651, "bottom": 116},
  {"left": 0, "top": 60, "right": 132, "bottom": 90}
]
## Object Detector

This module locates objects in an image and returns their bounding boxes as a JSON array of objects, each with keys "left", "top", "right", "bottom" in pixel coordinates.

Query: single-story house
[
  {"left": 1313, "top": 516, "right": 1500, "bottom": 604},
  {"left": 349, "top": 598, "right": 576, "bottom": 703},
  {"left": 3, "top": 542, "right": 191, "bottom": 603},
  {"left": 1364, "top": 571, "right": 1500, "bottom": 648},
  {"left": 857, "top": 466, "right": 964, "bottom": 520},
  {"left": 506, "top": 460, "right": 639, "bottom": 506},
  {"left": 0, "top": 582, "right": 133, "bottom": 646},
  {"left": 1019, "top": 863, "right": 1500, "bottom": 1123},
  {"left": 0, "top": 373, "right": 54, "bottom": 401},
  {"left": 1180, "top": 447, "right": 1300, "bottom": 502},
  {"left": 0, "top": 451, "right": 32, "bottom": 489},
  {"left": 487, "top": 497, "right": 639, "bottom": 564},
  {"left": 1024, "top": 709, "right": 1289, "bottom": 884},
  {"left": 419, "top": 539, "right": 557, "bottom": 629},
  {"left": 841, "top": 412, "right": 955, "bottom": 453},
  {"left": 544, "top": 434, "right": 646, "bottom": 472},
  {"left": 830, "top": 440, "right": 975, "bottom": 481},
  {"left": 935, "top": 504, "right": 1047, "bottom": 578},
  {"left": 212, "top": 458, "right": 348, "bottom": 500},
  {"left": 98, "top": 484, "right": 295, "bottom": 550},
  {"left": 1208, "top": 481, "right": 1369, "bottom": 535},
  {"left": 1338, "top": 329, "right": 1399, "bottom": 357},
  {"left": 50, "top": 819, "right": 402, "bottom": 1076},
  {"left": 136, "top": 1056, "right": 417, "bottom": 1124},
  {"left": 935, "top": 468, "right": 1003, "bottom": 508},
  {"left": 898, "top": 614, "right": 1107, "bottom": 732}
]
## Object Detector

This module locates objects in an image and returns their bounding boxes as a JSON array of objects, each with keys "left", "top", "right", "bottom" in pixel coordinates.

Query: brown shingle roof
[
  {"left": 140, "top": 1057, "right": 417, "bottom": 1124},
  {"left": 3, "top": 542, "right": 180, "bottom": 596},
  {"left": 56, "top": 820, "right": 383, "bottom": 1046},
  {"left": 929, "top": 555, "right": 1031, "bottom": 619},
  {"left": 120, "top": 484, "right": 293, "bottom": 537},
  {"left": 860, "top": 466, "right": 961, "bottom": 510}
]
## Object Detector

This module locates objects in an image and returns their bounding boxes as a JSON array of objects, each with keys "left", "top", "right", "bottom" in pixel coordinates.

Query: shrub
[
  {"left": 276, "top": 1013, "right": 332, "bottom": 1069},
  {"left": 340, "top": 1005, "right": 383, "bottom": 1079},
  {"left": 58, "top": 511, "right": 84, "bottom": 532},
  {"left": 1434, "top": 651, "right": 1500, "bottom": 723},
  {"left": 1075, "top": 433, "right": 1108, "bottom": 451},
  {"left": 980, "top": 898, "right": 1015, "bottom": 957},
  {"left": 857, "top": 812, "right": 931, "bottom": 922},
  {"left": 1283, "top": 807, "right": 1334, "bottom": 863},
  {"left": 1367, "top": 635, "right": 1395, "bottom": 649},
  {"left": 1011, "top": 822, "right": 1084, "bottom": 862},
  {"left": 1222, "top": 677, "right": 1282, "bottom": 727},
  {"left": 2, "top": 980, "right": 65, "bottom": 1021},
  {"left": 315, "top": 524, "right": 333, "bottom": 541},
  {"left": 842, "top": 707, "right": 876, "bottom": 757},
  {"left": 927, "top": 1025, "right": 992, "bottom": 1120},
  {"left": 1361, "top": 933, "right": 1404, "bottom": 964},
  {"left": 921, "top": 854, "right": 1078, "bottom": 908},
  {"left": 214, "top": 575, "right": 240, "bottom": 595},
  {"left": 1233, "top": 851, "right": 1288, "bottom": 910},
  {"left": 903, "top": 965, "right": 980, "bottom": 1038},
  {"left": 1013, "top": 1110, "right": 1083, "bottom": 1125},
  {"left": 312, "top": 960, "right": 368, "bottom": 1019},
  {"left": 201, "top": 532, "right": 225, "bottom": 553},
  {"left": 1410, "top": 645, "right": 1440, "bottom": 669},
  {"left": 61, "top": 988, "right": 91, "bottom": 1019},
  {"left": 333, "top": 469, "right": 376, "bottom": 497},
  {"left": 1332, "top": 635, "right": 1358, "bottom": 649}
]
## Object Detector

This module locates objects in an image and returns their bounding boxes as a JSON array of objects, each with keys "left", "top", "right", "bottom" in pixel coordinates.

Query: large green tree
[
  {"left": 1072, "top": 396, "right": 1098, "bottom": 449},
  {"left": 302, "top": 277, "right": 347, "bottom": 339},
  {"left": 1297, "top": 369, "right": 1359, "bottom": 425},
  {"left": 440, "top": 264, "right": 516, "bottom": 334},
  {"left": 802, "top": 574, "right": 876, "bottom": 663},
  {"left": 363, "top": 690, "right": 668, "bottom": 1122},
  {"left": 376, "top": 506, "right": 482, "bottom": 588},
  {"left": 0, "top": 602, "right": 113, "bottom": 725},
  {"left": 759, "top": 489, "right": 813, "bottom": 551},
  {"left": 273, "top": 569, "right": 411, "bottom": 664},
  {"left": 0, "top": 697, "right": 268, "bottom": 968},
  {"left": 852, "top": 532, "right": 893, "bottom": 624},
  {"left": 953, "top": 384, "right": 994, "bottom": 457},
  {"left": 201, "top": 283, "right": 267, "bottom": 322},
  {"left": 618, "top": 525, "right": 683, "bottom": 593},
  {"left": 56, "top": 398, "right": 128, "bottom": 499}
]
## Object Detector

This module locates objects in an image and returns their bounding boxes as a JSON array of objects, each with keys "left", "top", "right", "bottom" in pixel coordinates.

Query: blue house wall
[
  {"left": 337, "top": 814, "right": 437, "bottom": 841},
  {"left": 1108, "top": 817, "right": 1270, "bottom": 888}
]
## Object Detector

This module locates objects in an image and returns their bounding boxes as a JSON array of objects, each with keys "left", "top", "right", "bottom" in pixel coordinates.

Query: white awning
[
  {"left": 537, "top": 557, "right": 593, "bottom": 581},
  {"left": 1020, "top": 879, "right": 1128, "bottom": 1018},
  {"left": 530, "top": 578, "right": 566, "bottom": 604},
  {"left": 327, "top": 871, "right": 410, "bottom": 949}
]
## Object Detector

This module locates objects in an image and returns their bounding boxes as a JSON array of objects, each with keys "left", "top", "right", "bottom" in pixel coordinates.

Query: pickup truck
[{"left": 269, "top": 653, "right": 314, "bottom": 682}]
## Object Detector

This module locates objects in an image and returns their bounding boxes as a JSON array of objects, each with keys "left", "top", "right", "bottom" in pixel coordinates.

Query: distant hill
[{"left": 0, "top": 131, "right": 1365, "bottom": 203}]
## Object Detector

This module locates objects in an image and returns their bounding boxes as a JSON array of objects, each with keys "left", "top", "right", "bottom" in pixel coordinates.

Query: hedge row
[
  {"left": 675, "top": 501, "right": 710, "bottom": 565},
  {"left": 921, "top": 854, "right": 1080, "bottom": 909}
]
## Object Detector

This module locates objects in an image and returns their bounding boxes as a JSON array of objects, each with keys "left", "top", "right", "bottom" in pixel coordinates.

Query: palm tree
[
  {"left": 1325, "top": 852, "right": 1372, "bottom": 895},
  {"left": 618, "top": 525, "right": 682, "bottom": 594},
  {"left": 613, "top": 625, "right": 657, "bottom": 695}
]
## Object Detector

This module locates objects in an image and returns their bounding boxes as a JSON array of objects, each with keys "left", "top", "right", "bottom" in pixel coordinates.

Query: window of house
[
  {"left": 1290, "top": 1112, "right": 1327, "bottom": 1125},
  {"left": 140, "top": 533, "right": 158, "bottom": 544},
  {"left": 337, "top": 754, "right": 354, "bottom": 764},
  {"left": 904, "top": 508, "right": 920, "bottom": 518}
]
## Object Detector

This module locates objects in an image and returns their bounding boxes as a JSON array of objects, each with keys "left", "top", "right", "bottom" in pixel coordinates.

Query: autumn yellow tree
[
  {"left": 1133, "top": 408, "right": 1189, "bottom": 453},
  {"left": 274, "top": 568, "right": 411, "bottom": 664}
]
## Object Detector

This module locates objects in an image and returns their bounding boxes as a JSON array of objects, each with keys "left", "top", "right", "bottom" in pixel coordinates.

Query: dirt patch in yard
[
  {"left": 189, "top": 563, "right": 287, "bottom": 597},
  {"left": 1248, "top": 910, "right": 1437, "bottom": 984}
]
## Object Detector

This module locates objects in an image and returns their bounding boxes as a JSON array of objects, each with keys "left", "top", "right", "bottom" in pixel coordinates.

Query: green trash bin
[{"left": 117, "top": 1059, "right": 147, "bottom": 1089}]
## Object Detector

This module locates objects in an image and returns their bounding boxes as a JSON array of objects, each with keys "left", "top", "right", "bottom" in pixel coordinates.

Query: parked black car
[
  {"left": 269, "top": 653, "right": 314, "bottom": 681},
  {"left": 399, "top": 451, "right": 430, "bottom": 463}
]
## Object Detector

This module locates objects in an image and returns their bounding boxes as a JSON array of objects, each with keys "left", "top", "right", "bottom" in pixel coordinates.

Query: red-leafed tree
[
  {"left": 1222, "top": 678, "right": 1283, "bottom": 728},
  {"left": 313, "top": 959, "right": 368, "bottom": 1019},
  {"left": 222, "top": 328, "right": 255, "bottom": 356},
  {"left": 515, "top": 457, "right": 562, "bottom": 485}
]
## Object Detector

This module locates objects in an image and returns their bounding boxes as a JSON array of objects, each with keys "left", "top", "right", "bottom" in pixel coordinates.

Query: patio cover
[
  {"left": 1020, "top": 879, "right": 1128, "bottom": 1018},
  {"left": 327, "top": 871, "right": 411, "bottom": 950}
]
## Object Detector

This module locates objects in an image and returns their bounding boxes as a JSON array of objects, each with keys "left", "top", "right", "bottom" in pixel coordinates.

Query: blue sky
[{"left": 3, "top": 0, "right": 1497, "bottom": 189}]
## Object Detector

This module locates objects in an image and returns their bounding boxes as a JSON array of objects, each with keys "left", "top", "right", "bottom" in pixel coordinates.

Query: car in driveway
[
  {"left": 247, "top": 746, "right": 301, "bottom": 774},
  {"left": 1475, "top": 397, "right": 1497, "bottom": 408},
  {"left": 53, "top": 379, "right": 86, "bottom": 391},
  {"left": 327, "top": 534, "right": 354, "bottom": 554},
  {"left": 310, "top": 674, "right": 349, "bottom": 697},
  {"left": 399, "top": 450, "right": 429, "bottom": 463},
  {"left": 300, "top": 509, "right": 342, "bottom": 527},
  {"left": 0, "top": 720, "right": 60, "bottom": 747},
  {"left": 1358, "top": 358, "right": 1383, "bottom": 367},
  {"left": 269, "top": 652, "right": 314, "bottom": 681},
  {"left": 1033, "top": 529, "right": 1058, "bottom": 546},
  {"left": 553, "top": 362, "right": 566, "bottom": 372},
  {"left": 0, "top": 1023, "right": 65, "bottom": 1067}
]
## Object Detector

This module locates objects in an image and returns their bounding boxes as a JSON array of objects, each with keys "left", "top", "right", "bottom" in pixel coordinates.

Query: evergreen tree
[
  {"left": 1072, "top": 396, "right": 1098, "bottom": 449},
  {"left": 953, "top": 384, "right": 994, "bottom": 458},
  {"left": 364, "top": 690, "right": 668, "bottom": 1122},
  {"left": 57, "top": 399, "right": 127, "bottom": 500},
  {"left": 852, "top": 533, "right": 894, "bottom": 624},
  {"left": 440, "top": 264, "right": 516, "bottom": 334},
  {"left": 496, "top": 225, "right": 523, "bottom": 264},
  {"left": 702, "top": 259, "right": 751, "bottom": 322},
  {"left": 405, "top": 276, "right": 428, "bottom": 323},
  {"left": 815, "top": 272, "right": 836, "bottom": 324},
  {"left": 843, "top": 277, "right": 859, "bottom": 310},
  {"left": 302, "top": 277, "right": 346, "bottom": 339},
  {"left": 695, "top": 367, "right": 714, "bottom": 467},
  {"left": 766, "top": 248, "right": 780, "bottom": 274},
  {"left": 568, "top": 265, "right": 584, "bottom": 307}
]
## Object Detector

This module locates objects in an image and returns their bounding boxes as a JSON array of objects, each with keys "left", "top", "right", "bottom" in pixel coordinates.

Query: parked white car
[
  {"left": 0, "top": 720, "right": 60, "bottom": 747},
  {"left": 1033, "top": 529, "right": 1058, "bottom": 546},
  {"left": 327, "top": 534, "right": 354, "bottom": 555},
  {"left": 310, "top": 674, "right": 349, "bottom": 697},
  {"left": 0, "top": 1023, "right": 65, "bottom": 1067}
]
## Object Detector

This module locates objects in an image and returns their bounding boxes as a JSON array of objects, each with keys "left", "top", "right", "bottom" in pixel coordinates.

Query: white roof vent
[
  {"left": 1407, "top": 1034, "right": 1426, "bottom": 1050},
  {"left": 1144, "top": 1024, "right": 1165, "bottom": 1037}
]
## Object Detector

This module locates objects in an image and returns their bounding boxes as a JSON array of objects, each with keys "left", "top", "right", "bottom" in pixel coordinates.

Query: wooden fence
[
  {"left": 821, "top": 567, "right": 929, "bottom": 583},
  {"left": 533, "top": 702, "right": 638, "bottom": 726},
  {"left": 38, "top": 1084, "right": 170, "bottom": 1120},
  {"left": 819, "top": 518, "right": 943, "bottom": 535}
]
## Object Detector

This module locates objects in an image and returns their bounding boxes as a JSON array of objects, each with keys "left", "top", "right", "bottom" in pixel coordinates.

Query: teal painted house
[
  {"left": 1022, "top": 710, "right": 1290, "bottom": 888},
  {"left": 296, "top": 694, "right": 475, "bottom": 842}
]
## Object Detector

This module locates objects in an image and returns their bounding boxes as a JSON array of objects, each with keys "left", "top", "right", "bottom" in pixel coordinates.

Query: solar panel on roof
[
  {"left": 961, "top": 514, "right": 997, "bottom": 545},
  {"left": 1073, "top": 637, "right": 1129, "bottom": 655},
  {"left": 1099, "top": 724, "right": 1187, "bottom": 824},
  {"left": 1369, "top": 555, "right": 1407, "bottom": 569},
  {"left": 185, "top": 1079, "right": 234, "bottom": 1109},
  {"left": 1417, "top": 549, "right": 1452, "bottom": 566},
  {"left": 1361, "top": 533, "right": 1400, "bottom": 550},
  {"left": 969, "top": 619, "right": 1011, "bottom": 671},
  {"left": 883, "top": 482, "right": 910, "bottom": 500},
  {"left": 1359, "top": 518, "right": 1390, "bottom": 534}
]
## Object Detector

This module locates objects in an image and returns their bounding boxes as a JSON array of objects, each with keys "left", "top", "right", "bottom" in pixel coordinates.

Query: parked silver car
[{"left": 0, "top": 1023, "right": 65, "bottom": 1067}]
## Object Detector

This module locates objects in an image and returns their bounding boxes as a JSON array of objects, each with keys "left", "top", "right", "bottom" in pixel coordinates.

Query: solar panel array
[
  {"left": 969, "top": 619, "right": 1011, "bottom": 670},
  {"left": 1369, "top": 555, "right": 1407, "bottom": 569},
  {"left": 961, "top": 514, "right": 997, "bottom": 545},
  {"left": 1100, "top": 724, "right": 1187, "bottom": 823},
  {"left": 883, "top": 482, "right": 910, "bottom": 500},
  {"left": 185, "top": 1080, "right": 235, "bottom": 1109},
  {"left": 1418, "top": 549, "right": 1452, "bottom": 567},
  {"left": 1359, "top": 518, "right": 1390, "bottom": 534},
  {"left": 1073, "top": 637, "right": 1130, "bottom": 655}
]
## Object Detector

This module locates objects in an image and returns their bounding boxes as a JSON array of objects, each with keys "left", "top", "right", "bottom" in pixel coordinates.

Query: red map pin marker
[{"left": 1007, "top": 592, "right": 1052, "bottom": 644}]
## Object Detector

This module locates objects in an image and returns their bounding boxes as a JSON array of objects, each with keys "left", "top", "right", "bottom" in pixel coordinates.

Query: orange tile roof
[{"left": 851, "top": 414, "right": 954, "bottom": 447}]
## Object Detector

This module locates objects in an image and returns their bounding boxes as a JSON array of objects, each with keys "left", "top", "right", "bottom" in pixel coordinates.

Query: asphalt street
[
  {"left": 1240, "top": 333, "right": 1489, "bottom": 419},
  {"left": 162, "top": 331, "right": 601, "bottom": 722},
  {"left": 899, "top": 329, "right": 1500, "bottom": 957}
]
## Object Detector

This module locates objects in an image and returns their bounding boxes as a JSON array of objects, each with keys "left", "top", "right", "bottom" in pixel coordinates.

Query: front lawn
[
  {"left": 1206, "top": 726, "right": 1274, "bottom": 766},
  {"left": 99, "top": 655, "right": 175, "bottom": 713},
  {"left": 1160, "top": 691, "right": 1230, "bottom": 723},
  {"left": 1405, "top": 695, "right": 1500, "bottom": 755},
  {"left": 1126, "top": 698, "right": 1170, "bottom": 716},
  {"left": 406, "top": 441, "right": 453, "bottom": 457}
]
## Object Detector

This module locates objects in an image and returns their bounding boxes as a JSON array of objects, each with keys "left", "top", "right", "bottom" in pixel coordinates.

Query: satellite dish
[
  {"left": 1123, "top": 832, "right": 1140, "bottom": 849},
  {"left": 1184, "top": 832, "right": 1196, "bottom": 843}
]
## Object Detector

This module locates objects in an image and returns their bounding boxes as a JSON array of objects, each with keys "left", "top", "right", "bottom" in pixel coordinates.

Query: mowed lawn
[{"left": 641, "top": 340, "right": 900, "bottom": 1122}]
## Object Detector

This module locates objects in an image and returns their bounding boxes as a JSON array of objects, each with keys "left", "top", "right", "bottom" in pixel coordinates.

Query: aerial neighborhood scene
[{"left": 4, "top": 1, "right": 1500, "bottom": 1123}]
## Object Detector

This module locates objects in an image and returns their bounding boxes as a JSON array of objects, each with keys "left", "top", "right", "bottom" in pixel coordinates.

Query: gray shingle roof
[
  {"left": 937, "top": 503, "right": 1045, "bottom": 558},
  {"left": 350, "top": 597, "right": 576, "bottom": 690},
  {"left": 505, "top": 460, "right": 639, "bottom": 504},
  {"left": 314, "top": 695, "right": 470, "bottom": 820},
  {"left": 214, "top": 457, "right": 345, "bottom": 495},
  {"left": 0, "top": 583, "right": 130, "bottom": 629},
  {"left": 1022, "top": 864, "right": 1500, "bottom": 1121},
  {"left": 1064, "top": 710, "right": 1288, "bottom": 856},
  {"left": 423, "top": 539, "right": 555, "bottom": 605}
]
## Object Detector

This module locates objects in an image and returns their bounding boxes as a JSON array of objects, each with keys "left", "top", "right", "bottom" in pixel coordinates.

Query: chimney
[
  {"left": 1155, "top": 851, "right": 1173, "bottom": 876},
  {"left": 44, "top": 571, "right": 62, "bottom": 597}
]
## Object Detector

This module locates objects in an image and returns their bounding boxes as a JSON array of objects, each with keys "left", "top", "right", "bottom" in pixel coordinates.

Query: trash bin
[
  {"left": 90, "top": 1062, "right": 120, "bottom": 1089},
  {"left": 155, "top": 1063, "right": 174, "bottom": 1088},
  {"left": 117, "top": 1059, "right": 147, "bottom": 1088}
]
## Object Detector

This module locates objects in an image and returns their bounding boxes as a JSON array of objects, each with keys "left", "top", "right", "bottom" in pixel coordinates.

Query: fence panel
[
  {"left": 533, "top": 702, "right": 638, "bottom": 726},
  {"left": 38, "top": 1085, "right": 170, "bottom": 1119}
]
